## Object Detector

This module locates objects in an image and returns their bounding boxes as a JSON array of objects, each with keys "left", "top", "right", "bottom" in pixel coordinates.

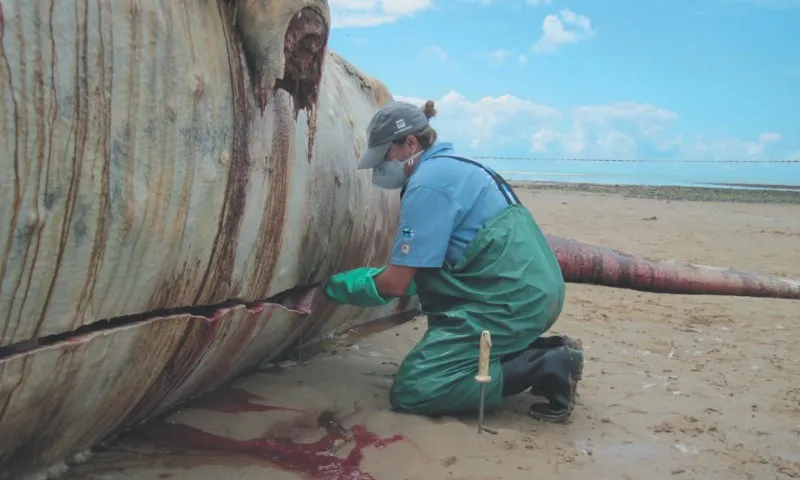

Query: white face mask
[{"left": 371, "top": 151, "right": 422, "bottom": 190}]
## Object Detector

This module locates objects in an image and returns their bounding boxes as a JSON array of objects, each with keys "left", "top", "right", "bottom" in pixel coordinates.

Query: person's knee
[
  {"left": 389, "top": 371, "right": 504, "bottom": 417},
  {"left": 389, "top": 375, "right": 463, "bottom": 416},
  {"left": 388, "top": 380, "right": 431, "bottom": 414},
  {"left": 388, "top": 392, "right": 412, "bottom": 413}
]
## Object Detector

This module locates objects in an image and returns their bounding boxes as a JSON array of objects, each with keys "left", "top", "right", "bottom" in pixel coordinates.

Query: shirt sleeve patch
[{"left": 389, "top": 185, "right": 466, "bottom": 268}]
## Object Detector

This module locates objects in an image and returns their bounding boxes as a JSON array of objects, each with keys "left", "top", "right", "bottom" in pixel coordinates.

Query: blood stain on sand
[
  {"left": 131, "top": 389, "right": 404, "bottom": 479},
  {"left": 133, "top": 421, "right": 403, "bottom": 480},
  {"left": 132, "top": 420, "right": 403, "bottom": 480}
]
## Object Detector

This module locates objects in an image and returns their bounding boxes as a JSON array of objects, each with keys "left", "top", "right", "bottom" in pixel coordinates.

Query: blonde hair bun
[{"left": 422, "top": 100, "right": 437, "bottom": 119}]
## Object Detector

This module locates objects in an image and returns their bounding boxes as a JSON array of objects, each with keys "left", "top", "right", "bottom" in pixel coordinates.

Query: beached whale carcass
[{"left": 0, "top": 0, "right": 418, "bottom": 478}]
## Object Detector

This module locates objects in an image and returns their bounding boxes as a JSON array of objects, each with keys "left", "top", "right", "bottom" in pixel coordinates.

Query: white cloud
[
  {"left": 329, "top": 0, "right": 433, "bottom": 28},
  {"left": 746, "top": 132, "right": 781, "bottom": 156},
  {"left": 392, "top": 91, "right": 788, "bottom": 161},
  {"left": 473, "top": 49, "right": 529, "bottom": 68},
  {"left": 527, "top": 0, "right": 554, "bottom": 5},
  {"left": 420, "top": 45, "right": 448, "bottom": 61},
  {"left": 533, "top": 9, "right": 596, "bottom": 54},
  {"left": 674, "top": 131, "right": 784, "bottom": 161},
  {"left": 395, "top": 91, "right": 562, "bottom": 149},
  {"left": 526, "top": 108, "right": 650, "bottom": 158},
  {"left": 474, "top": 49, "right": 512, "bottom": 65}
]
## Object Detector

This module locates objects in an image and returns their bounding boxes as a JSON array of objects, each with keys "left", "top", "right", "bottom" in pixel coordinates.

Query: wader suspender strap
[{"left": 400, "top": 154, "right": 521, "bottom": 207}]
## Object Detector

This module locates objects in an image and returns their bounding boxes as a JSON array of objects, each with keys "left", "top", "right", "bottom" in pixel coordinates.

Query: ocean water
[{"left": 477, "top": 158, "right": 800, "bottom": 190}]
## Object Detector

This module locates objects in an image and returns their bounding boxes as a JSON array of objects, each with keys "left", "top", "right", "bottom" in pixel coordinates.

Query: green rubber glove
[
  {"left": 323, "top": 266, "right": 418, "bottom": 307},
  {"left": 323, "top": 266, "right": 389, "bottom": 306}
]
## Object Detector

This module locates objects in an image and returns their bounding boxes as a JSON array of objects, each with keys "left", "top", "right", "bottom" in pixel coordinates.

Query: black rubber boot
[{"left": 500, "top": 335, "right": 584, "bottom": 423}]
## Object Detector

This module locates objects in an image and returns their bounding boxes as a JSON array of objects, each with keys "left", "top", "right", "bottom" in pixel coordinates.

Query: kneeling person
[{"left": 322, "top": 100, "right": 584, "bottom": 422}]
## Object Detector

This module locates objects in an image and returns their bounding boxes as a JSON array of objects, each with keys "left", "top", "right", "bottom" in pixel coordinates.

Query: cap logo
[{"left": 395, "top": 119, "right": 406, "bottom": 129}]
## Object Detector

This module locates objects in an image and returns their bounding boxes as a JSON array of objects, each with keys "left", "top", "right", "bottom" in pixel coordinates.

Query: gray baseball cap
[{"left": 357, "top": 101, "right": 430, "bottom": 169}]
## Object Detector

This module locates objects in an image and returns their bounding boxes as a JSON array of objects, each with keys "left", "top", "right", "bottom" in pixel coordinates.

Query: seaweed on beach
[{"left": 512, "top": 181, "right": 800, "bottom": 205}]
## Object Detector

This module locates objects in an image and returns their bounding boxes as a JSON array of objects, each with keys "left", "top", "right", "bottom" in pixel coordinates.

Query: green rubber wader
[{"left": 388, "top": 202, "right": 567, "bottom": 417}]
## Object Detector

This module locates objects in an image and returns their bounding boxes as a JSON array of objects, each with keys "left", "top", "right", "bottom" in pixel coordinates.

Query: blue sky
[{"left": 326, "top": 0, "right": 799, "bottom": 166}]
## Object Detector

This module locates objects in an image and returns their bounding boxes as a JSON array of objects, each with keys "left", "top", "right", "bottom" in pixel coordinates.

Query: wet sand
[{"left": 63, "top": 183, "right": 800, "bottom": 480}]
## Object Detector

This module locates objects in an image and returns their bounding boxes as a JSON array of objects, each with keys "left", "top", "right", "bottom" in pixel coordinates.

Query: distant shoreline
[
  {"left": 704, "top": 182, "right": 800, "bottom": 191},
  {"left": 508, "top": 180, "right": 800, "bottom": 204}
]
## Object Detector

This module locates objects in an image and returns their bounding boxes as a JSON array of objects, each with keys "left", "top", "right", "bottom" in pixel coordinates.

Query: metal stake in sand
[{"left": 475, "top": 330, "right": 492, "bottom": 434}]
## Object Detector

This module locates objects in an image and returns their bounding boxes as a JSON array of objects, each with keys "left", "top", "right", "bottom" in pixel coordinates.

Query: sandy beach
[{"left": 62, "top": 183, "right": 800, "bottom": 480}]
